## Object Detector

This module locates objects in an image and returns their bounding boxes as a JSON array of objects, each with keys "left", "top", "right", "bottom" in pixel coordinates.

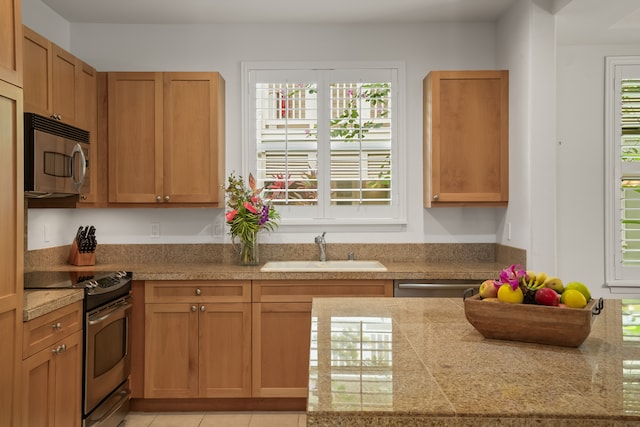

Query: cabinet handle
[
  {"left": 52, "top": 322, "right": 62, "bottom": 330},
  {"left": 195, "top": 288, "right": 201, "bottom": 296},
  {"left": 433, "top": 194, "right": 439, "bottom": 201},
  {"left": 200, "top": 305, "right": 206, "bottom": 312},
  {"left": 80, "top": 194, "right": 87, "bottom": 201},
  {"left": 51, "top": 344, "right": 67, "bottom": 355},
  {"left": 156, "top": 195, "right": 162, "bottom": 202},
  {"left": 164, "top": 195, "right": 170, "bottom": 202},
  {"left": 191, "top": 305, "right": 197, "bottom": 312}
]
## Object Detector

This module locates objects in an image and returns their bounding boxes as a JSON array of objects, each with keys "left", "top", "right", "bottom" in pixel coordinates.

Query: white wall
[
  {"left": 556, "top": 43, "right": 640, "bottom": 298},
  {"left": 24, "top": 0, "right": 514, "bottom": 249}
]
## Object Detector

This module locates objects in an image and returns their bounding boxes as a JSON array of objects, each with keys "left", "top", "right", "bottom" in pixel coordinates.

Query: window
[
  {"left": 606, "top": 57, "right": 640, "bottom": 286},
  {"left": 243, "top": 63, "right": 405, "bottom": 225}
]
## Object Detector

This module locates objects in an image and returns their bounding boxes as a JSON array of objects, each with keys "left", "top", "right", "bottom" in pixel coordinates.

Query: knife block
[{"left": 68, "top": 239, "right": 96, "bottom": 266}]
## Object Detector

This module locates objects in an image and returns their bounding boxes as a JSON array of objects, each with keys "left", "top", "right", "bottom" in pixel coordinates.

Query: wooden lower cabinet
[
  {"left": 252, "top": 302, "right": 312, "bottom": 398},
  {"left": 251, "top": 280, "right": 392, "bottom": 398},
  {"left": 139, "top": 279, "right": 392, "bottom": 406},
  {"left": 144, "top": 281, "right": 251, "bottom": 398},
  {"left": 22, "top": 302, "right": 83, "bottom": 427},
  {"left": 22, "top": 330, "right": 82, "bottom": 427}
]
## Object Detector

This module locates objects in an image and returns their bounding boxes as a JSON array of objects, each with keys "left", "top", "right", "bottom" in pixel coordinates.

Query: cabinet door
[
  {"left": 163, "top": 72, "right": 225, "bottom": 204},
  {"left": 22, "top": 331, "right": 82, "bottom": 427},
  {"left": 144, "top": 303, "right": 198, "bottom": 398},
  {"left": 199, "top": 302, "right": 251, "bottom": 397},
  {"left": 23, "top": 26, "right": 52, "bottom": 117},
  {"left": 0, "top": 0, "right": 22, "bottom": 87},
  {"left": 22, "top": 343, "right": 55, "bottom": 427},
  {"left": 51, "top": 44, "right": 77, "bottom": 124},
  {"left": 108, "top": 72, "right": 163, "bottom": 203},
  {"left": 53, "top": 330, "right": 82, "bottom": 427},
  {"left": 0, "top": 79, "right": 23, "bottom": 427},
  {"left": 424, "top": 70, "right": 509, "bottom": 206},
  {"left": 252, "top": 302, "right": 312, "bottom": 398}
]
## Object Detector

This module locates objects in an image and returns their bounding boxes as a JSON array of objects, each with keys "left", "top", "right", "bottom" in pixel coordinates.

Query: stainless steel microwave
[{"left": 24, "top": 113, "right": 90, "bottom": 198}]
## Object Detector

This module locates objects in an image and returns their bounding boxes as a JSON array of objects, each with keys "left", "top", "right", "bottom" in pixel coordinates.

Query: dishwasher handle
[{"left": 396, "top": 283, "right": 478, "bottom": 291}]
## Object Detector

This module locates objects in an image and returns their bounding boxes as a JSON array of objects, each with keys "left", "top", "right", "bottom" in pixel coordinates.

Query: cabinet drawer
[
  {"left": 146, "top": 281, "right": 251, "bottom": 303},
  {"left": 23, "top": 301, "right": 83, "bottom": 360},
  {"left": 252, "top": 280, "right": 393, "bottom": 303}
]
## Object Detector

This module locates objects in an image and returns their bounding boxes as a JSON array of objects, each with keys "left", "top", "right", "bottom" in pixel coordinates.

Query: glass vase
[{"left": 235, "top": 234, "right": 259, "bottom": 266}]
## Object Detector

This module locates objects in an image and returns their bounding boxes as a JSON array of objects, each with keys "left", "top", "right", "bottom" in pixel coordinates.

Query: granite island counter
[{"left": 307, "top": 297, "right": 640, "bottom": 426}]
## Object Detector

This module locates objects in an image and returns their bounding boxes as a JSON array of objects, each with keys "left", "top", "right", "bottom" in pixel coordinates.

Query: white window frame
[
  {"left": 241, "top": 61, "right": 407, "bottom": 227},
  {"left": 605, "top": 56, "right": 640, "bottom": 286}
]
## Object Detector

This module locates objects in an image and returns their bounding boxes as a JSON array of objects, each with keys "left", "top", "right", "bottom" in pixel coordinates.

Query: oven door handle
[{"left": 88, "top": 301, "right": 132, "bottom": 326}]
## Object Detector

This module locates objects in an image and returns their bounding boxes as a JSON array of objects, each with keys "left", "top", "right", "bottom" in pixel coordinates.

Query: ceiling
[
  {"left": 37, "top": 0, "right": 640, "bottom": 44},
  {"left": 38, "top": 0, "right": 516, "bottom": 24}
]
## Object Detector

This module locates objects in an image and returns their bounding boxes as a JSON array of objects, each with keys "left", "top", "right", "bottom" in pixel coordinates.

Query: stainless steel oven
[{"left": 84, "top": 295, "right": 132, "bottom": 427}]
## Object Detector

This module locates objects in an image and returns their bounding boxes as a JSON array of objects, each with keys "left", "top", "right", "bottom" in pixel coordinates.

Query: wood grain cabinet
[
  {"left": 251, "top": 280, "right": 392, "bottom": 398},
  {"left": 0, "top": 0, "right": 22, "bottom": 87},
  {"left": 22, "top": 302, "right": 83, "bottom": 427},
  {"left": 23, "top": 26, "right": 81, "bottom": 126},
  {"left": 0, "top": 78, "right": 23, "bottom": 426},
  {"left": 423, "top": 70, "right": 509, "bottom": 207},
  {"left": 107, "top": 72, "right": 225, "bottom": 205},
  {"left": 144, "top": 281, "right": 251, "bottom": 398}
]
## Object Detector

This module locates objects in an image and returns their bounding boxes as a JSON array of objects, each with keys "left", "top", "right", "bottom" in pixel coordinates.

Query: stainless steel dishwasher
[{"left": 393, "top": 279, "right": 480, "bottom": 298}]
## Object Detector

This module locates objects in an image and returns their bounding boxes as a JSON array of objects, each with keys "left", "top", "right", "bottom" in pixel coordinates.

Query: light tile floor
[{"left": 123, "top": 412, "right": 306, "bottom": 427}]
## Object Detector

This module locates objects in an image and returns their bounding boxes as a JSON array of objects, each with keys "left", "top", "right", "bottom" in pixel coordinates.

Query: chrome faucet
[{"left": 315, "top": 232, "right": 327, "bottom": 262}]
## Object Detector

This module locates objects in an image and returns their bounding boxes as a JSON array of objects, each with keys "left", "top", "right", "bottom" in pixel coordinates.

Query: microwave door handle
[{"left": 70, "top": 143, "right": 87, "bottom": 190}]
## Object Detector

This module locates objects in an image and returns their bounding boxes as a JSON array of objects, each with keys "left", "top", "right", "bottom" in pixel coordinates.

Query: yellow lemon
[
  {"left": 497, "top": 284, "right": 524, "bottom": 304},
  {"left": 560, "top": 289, "right": 587, "bottom": 308},
  {"left": 564, "top": 282, "right": 591, "bottom": 302}
]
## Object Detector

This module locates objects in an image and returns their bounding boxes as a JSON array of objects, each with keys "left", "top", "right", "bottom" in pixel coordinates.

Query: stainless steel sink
[{"left": 260, "top": 260, "right": 387, "bottom": 272}]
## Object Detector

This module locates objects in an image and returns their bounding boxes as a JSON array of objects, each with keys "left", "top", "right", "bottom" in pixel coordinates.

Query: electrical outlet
[
  {"left": 214, "top": 223, "right": 223, "bottom": 236},
  {"left": 507, "top": 222, "right": 512, "bottom": 241},
  {"left": 151, "top": 223, "right": 160, "bottom": 238},
  {"left": 43, "top": 224, "right": 50, "bottom": 243}
]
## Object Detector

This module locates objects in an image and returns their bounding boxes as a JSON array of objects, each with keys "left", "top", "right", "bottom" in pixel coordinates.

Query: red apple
[{"left": 534, "top": 287, "right": 560, "bottom": 306}]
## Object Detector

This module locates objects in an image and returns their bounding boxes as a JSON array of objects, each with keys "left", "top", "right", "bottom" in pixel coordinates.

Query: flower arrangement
[{"left": 225, "top": 172, "right": 280, "bottom": 265}]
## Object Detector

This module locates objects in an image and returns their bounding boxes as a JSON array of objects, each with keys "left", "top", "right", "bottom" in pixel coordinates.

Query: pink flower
[
  {"left": 225, "top": 209, "right": 237, "bottom": 222},
  {"left": 244, "top": 202, "right": 258, "bottom": 214},
  {"left": 499, "top": 264, "right": 526, "bottom": 291}
]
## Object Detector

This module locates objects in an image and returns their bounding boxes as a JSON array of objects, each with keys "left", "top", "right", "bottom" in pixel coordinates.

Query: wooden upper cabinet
[
  {"left": 423, "top": 70, "right": 509, "bottom": 207},
  {"left": 0, "top": 0, "right": 22, "bottom": 87},
  {"left": 23, "top": 26, "right": 89, "bottom": 127},
  {"left": 107, "top": 72, "right": 225, "bottom": 205},
  {"left": 107, "top": 72, "right": 163, "bottom": 204},
  {"left": 163, "top": 73, "right": 225, "bottom": 204},
  {"left": 23, "top": 27, "right": 51, "bottom": 116}
]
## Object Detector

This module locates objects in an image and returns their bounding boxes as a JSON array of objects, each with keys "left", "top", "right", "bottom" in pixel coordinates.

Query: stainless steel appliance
[
  {"left": 393, "top": 279, "right": 479, "bottom": 298},
  {"left": 24, "top": 270, "right": 132, "bottom": 427},
  {"left": 24, "top": 112, "right": 90, "bottom": 198}
]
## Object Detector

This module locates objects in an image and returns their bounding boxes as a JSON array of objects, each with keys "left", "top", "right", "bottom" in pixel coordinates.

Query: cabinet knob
[
  {"left": 164, "top": 195, "right": 170, "bottom": 202},
  {"left": 200, "top": 305, "right": 206, "bottom": 312},
  {"left": 51, "top": 344, "right": 67, "bottom": 355},
  {"left": 52, "top": 322, "right": 62, "bottom": 330},
  {"left": 191, "top": 305, "right": 197, "bottom": 312},
  {"left": 156, "top": 195, "right": 162, "bottom": 202},
  {"left": 195, "top": 288, "right": 201, "bottom": 296},
  {"left": 433, "top": 194, "right": 439, "bottom": 201},
  {"left": 80, "top": 194, "right": 87, "bottom": 201}
]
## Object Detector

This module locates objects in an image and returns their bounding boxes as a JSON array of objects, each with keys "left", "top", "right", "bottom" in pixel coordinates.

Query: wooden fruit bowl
[{"left": 463, "top": 293, "right": 604, "bottom": 347}]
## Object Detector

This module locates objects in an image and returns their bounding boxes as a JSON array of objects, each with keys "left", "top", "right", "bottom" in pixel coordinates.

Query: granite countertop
[
  {"left": 306, "top": 297, "right": 640, "bottom": 426},
  {"left": 23, "top": 259, "right": 504, "bottom": 321},
  {"left": 23, "top": 289, "right": 85, "bottom": 321},
  {"left": 42, "top": 260, "right": 505, "bottom": 282}
]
